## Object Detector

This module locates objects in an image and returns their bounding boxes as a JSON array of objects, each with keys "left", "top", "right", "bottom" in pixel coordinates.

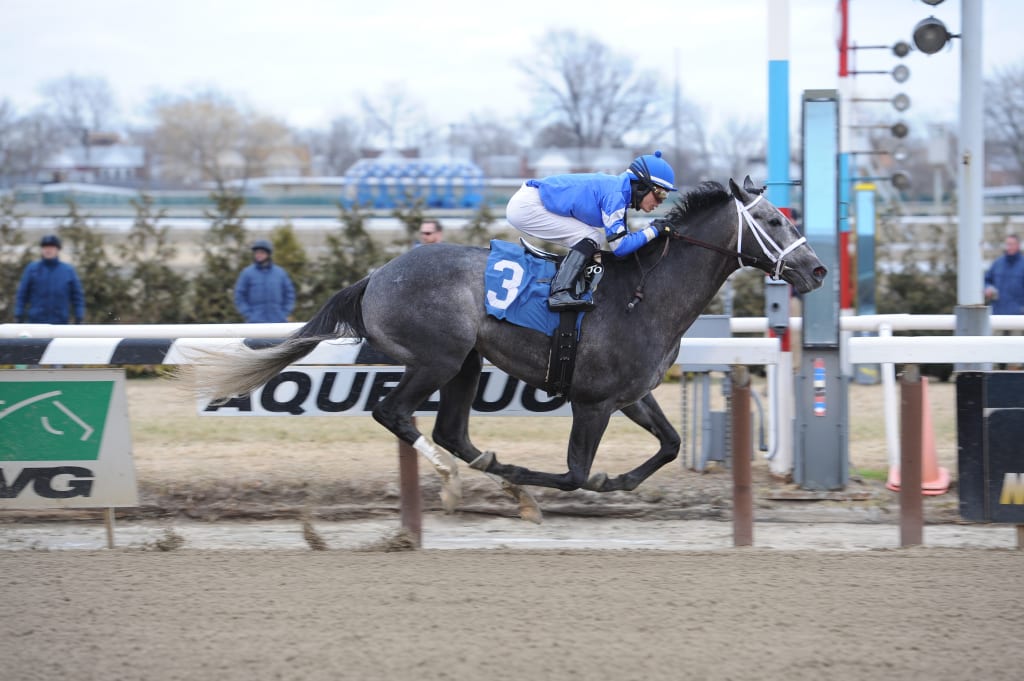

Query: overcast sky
[{"left": 2, "top": 0, "right": 1021, "bottom": 137}]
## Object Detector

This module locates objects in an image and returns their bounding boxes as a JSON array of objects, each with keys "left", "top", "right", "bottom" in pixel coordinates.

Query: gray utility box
[
  {"left": 957, "top": 371, "right": 1024, "bottom": 523},
  {"left": 678, "top": 315, "right": 754, "bottom": 470},
  {"left": 679, "top": 315, "right": 731, "bottom": 372}
]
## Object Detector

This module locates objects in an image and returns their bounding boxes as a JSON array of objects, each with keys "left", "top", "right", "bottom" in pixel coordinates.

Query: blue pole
[{"left": 767, "top": 0, "right": 790, "bottom": 212}]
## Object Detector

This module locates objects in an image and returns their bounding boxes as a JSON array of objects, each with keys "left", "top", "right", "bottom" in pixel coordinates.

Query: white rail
[{"left": 7, "top": 314, "right": 1024, "bottom": 340}]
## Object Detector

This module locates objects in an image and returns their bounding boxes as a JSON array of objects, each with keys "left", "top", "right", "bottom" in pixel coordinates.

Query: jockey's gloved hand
[{"left": 650, "top": 218, "right": 672, "bottom": 236}]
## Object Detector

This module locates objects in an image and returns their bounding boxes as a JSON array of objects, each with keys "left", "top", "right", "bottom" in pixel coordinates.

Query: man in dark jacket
[
  {"left": 15, "top": 234, "right": 85, "bottom": 324},
  {"left": 984, "top": 234, "right": 1024, "bottom": 315},
  {"left": 233, "top": 239, "right": 296, "bottom": 322}
]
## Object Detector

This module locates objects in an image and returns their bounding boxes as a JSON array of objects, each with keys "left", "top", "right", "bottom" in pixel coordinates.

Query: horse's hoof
[
  {"left": 502, "top": 481, "right": 543, "bottom": 524},
  {"left": 437, "top": 450, "right": 462, "bottom": 513},
  {"left": 584, "top": 472, "right": 608, "bottom": 492},
  {"left": 440, "top": 484, "right": 461, "bottom": 514},
  {"left": 469, "top": 450, "right": 495, "bottom": 471},
  {"left": 485, "top": 474, "right": 544, "bottom": 524},
  {"left": 518, "top": 496, "right": 543, "bottom": 525}
]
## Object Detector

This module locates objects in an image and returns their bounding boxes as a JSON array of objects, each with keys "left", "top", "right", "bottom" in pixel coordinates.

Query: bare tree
[
  {"left": 300, "top": 115, "right": 365, "bottom": 175},
  {"left": 710, "top": 118, "right": 765, "bottom": 181},
  {"left": 359, "top": 84, "right": 434, "bottom": 151},
  {"left": 0, "top": 102, "right": 64, "bottom": 184},
  {"left": 985, "top": 61, "right": 1024, "bottom": 185},
  {"left": 456, "top": 113, "right": 525, "bottom": 159},
  {"left": 147, "top": 91, "right": 292, "bottom": 189},
  {"left": 671, "top": 98, "right": 713, "bottom": 183},
  {"left": 517, "top": 29, "right": 667, "bottom": 148},
  {"left": 39, "top": 74, "right": 118, "bottom": 141}
]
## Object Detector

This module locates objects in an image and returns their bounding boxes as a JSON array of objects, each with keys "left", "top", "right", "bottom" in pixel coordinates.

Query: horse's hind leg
[
  {"left": 432, "top": 351, "right": 542, "bottom": 523},
  {"left": 370, "top": 366, "right": 463, "bottom": 512},
  {"left": 584, "top": 391, "right": 681, "bottom": 492}
]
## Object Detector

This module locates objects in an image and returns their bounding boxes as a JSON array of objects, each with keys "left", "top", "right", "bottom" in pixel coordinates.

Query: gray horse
[{"left": 193, "top": 178, "right": 826, "bottom": 521}]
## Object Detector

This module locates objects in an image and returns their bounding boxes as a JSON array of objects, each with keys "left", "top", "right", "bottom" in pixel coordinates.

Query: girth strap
[{"left": 544, "top": 310, "right": 581, "bottom": 397}]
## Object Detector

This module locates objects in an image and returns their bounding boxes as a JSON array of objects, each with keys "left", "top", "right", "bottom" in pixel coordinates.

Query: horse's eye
[{"left": 768, "top": 217, "right": 782, "bottom": 227}]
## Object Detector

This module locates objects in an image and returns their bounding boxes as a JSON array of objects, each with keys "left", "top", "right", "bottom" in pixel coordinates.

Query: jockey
[{"left": 506, "top": 150, "right": 677, "bottom": 311}]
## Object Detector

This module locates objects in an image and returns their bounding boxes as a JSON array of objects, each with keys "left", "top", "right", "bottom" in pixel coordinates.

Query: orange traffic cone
[{"left": 886, "top": 376, "right": 951, "bottom": 495}]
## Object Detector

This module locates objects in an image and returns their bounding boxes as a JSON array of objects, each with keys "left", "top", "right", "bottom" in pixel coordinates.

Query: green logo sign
[{"left": 0, "top": 381, "right": 112, "bottom": 461}]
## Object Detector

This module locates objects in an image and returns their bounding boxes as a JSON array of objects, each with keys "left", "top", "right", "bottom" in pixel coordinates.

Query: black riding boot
[{"left": 548, "top": 240, "right": 597, "bottom": 311}]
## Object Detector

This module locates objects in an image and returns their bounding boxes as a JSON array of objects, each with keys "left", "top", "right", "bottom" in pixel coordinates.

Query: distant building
[
  {"left": 339, "top": 151, "right": 485, "bottom": 209},
  {"left": 44, "top": 142, "right": 146, "bottom": 186}
]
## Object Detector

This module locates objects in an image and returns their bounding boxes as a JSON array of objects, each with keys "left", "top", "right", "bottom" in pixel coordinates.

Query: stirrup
[{"left": 548, "top": 291, "right": 594, "bottom": 311}]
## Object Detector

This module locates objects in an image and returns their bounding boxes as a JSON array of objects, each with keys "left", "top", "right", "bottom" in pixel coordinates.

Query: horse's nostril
[{"left": 813, "top": 266, "right": 828, "bottom": 281}]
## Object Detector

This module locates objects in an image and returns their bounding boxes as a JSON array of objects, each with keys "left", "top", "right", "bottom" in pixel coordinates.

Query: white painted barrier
[
  {"left": 5, "top": 317, "right": 1024, "bottom": 477},
  {"left": 0, "top": 326, "right": 781, "bottom": 368},
  {"left": 848, "top": 335, "right": 1024, "bottom": 365},
  {"left": 5, "top": 314, "right": 1024, "bottom": 339}
]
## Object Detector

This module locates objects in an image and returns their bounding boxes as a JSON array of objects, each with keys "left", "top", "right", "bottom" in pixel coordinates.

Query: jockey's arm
[
  {"left": 600, "top": 191, "right": 660, "bottom": 258},
  {"left": 605, "top": 218, "right": 660, "bottom": 257}
]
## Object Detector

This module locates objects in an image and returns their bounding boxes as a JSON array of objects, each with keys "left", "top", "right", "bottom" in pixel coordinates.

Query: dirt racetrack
[
  {"left": 2, "top": 548, "right": 1021, "bottom": 681},
  {"left": 3, "top": 377, "right": 1022, "bottom": 681}
]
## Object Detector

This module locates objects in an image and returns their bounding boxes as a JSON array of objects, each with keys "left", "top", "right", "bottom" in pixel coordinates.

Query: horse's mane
[{"left": 664, "top": 181, "right": 731, "bottom": 226}]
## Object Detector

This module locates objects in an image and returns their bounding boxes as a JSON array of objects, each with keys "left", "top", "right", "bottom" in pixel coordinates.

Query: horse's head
[{"left": 728, "top": 176, "right": 827, "bottom": 294}]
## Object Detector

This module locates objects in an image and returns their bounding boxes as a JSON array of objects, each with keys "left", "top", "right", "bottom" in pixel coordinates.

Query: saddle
[
  {"left": 519, "top": 237, "right": 563, "bottom": 263},
  {"left": 486, "top": 239, "right": 602, "bottom": 398}
]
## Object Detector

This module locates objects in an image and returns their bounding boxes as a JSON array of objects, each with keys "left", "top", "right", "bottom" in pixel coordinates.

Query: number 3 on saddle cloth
[{"left": 484, "top": 239, "right": 589, "bottom": 397}]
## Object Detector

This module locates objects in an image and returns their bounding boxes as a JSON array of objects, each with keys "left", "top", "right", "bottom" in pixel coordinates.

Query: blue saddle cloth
[{"left": 483, "top": 240, "right": 565, "bottom": 336}]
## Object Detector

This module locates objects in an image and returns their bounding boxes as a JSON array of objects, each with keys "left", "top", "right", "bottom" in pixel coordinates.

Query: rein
[{"left": 627, "top": 237, "right": 670, "bottom": 312}]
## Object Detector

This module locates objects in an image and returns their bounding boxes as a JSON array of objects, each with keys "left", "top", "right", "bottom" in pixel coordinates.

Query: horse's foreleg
[
  {"left": 477, "top": 401, "right": 613, "bottom": 491},
  {"left": 584, "top": 392, "right": 681, "bottom": 492}
]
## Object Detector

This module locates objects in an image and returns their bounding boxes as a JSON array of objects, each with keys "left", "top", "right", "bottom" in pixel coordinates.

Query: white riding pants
[{"left": 506, "top": 184, "right": 608, "bottom": 250}]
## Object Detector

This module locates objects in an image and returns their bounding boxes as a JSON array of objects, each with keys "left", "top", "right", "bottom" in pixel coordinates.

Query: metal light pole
[
  {"left": 766, "top": 0, "right": 795, "bottom": 477},
  {"left": 954, "top": 0, "right": 989, "bottom": 361}
]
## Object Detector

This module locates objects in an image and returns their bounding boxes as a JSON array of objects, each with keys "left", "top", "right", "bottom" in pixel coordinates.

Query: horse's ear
[
  {"left": 742, "top": 175, "right": 767, "bottom": 195},
  {"left": 728, "top": 178, "right": 742, "bottom": 198}
]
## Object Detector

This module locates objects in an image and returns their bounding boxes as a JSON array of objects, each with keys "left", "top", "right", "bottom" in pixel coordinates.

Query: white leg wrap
[{"left": 413, "top": 436, "right": 451, "bottom": 474}]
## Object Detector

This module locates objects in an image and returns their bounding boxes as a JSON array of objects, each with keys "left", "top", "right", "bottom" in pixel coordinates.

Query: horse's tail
[{"left": 192, "top": 278, "right": 371, "bottom": 401}]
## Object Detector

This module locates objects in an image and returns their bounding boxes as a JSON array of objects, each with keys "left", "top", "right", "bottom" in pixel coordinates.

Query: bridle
[
  {"left": 671, "top": 193, "right": 806, "bottom": 280},
  {"left": 627, "top": 189, "right": 806, "bottom": 311}
]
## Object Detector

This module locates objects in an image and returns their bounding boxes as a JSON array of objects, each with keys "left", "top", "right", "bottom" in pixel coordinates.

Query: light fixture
[
  {"left": 892, "top": 93, "right": 911, "bottom": 112},
  {"left": 892, "top": 41, "right": 911, "bottom": 58},
  {"left": 891, "top": 171, "right": 912, "bottom": 191},
  {"left": 892, "top": 64, "right": 911, "bottom": 83},
  {"left": 891, "top": 122, "right": 909, "bottom": 138},
  {"left": 913, "top": 16, "right": 953, "bottom": 54}
]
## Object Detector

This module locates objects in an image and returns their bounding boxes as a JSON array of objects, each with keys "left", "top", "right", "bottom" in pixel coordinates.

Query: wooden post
[
  {"left": 899, "top": 365, "right": 924, "bottom": 547},
  {"left": 731, "top": 366, "right": 753, "bottom": 547},
  {"left": 398, "top": 416, "right": 422, "bottom": 547},
  {"left": 104, "top": 508, "right": 115, "bottom": 549},
  {"left": 1016, "top": 525, "right": 1023, "bottom": 551}
]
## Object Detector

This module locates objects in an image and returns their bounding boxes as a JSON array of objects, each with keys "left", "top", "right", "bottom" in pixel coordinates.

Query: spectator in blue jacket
[
  {"left": 506, "top": 150, "right": 677, "bottom": 310},
  {"left": 15, "top": 234, "right": 85, "bottom": 324},
  {"left": 234, "top": 239, "right": 296, "bottom": 323},
  {"left": 984, "top": 234, "right": 1024, "bottom": 315}
]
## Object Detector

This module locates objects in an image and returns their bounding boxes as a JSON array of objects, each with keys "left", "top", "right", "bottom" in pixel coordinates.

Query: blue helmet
[
  {"left": 251, "top": 239, "right": 273, "bottom": 254},
  {"left": 627, "top": 150, "right": 677, "bottom": 192}
]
